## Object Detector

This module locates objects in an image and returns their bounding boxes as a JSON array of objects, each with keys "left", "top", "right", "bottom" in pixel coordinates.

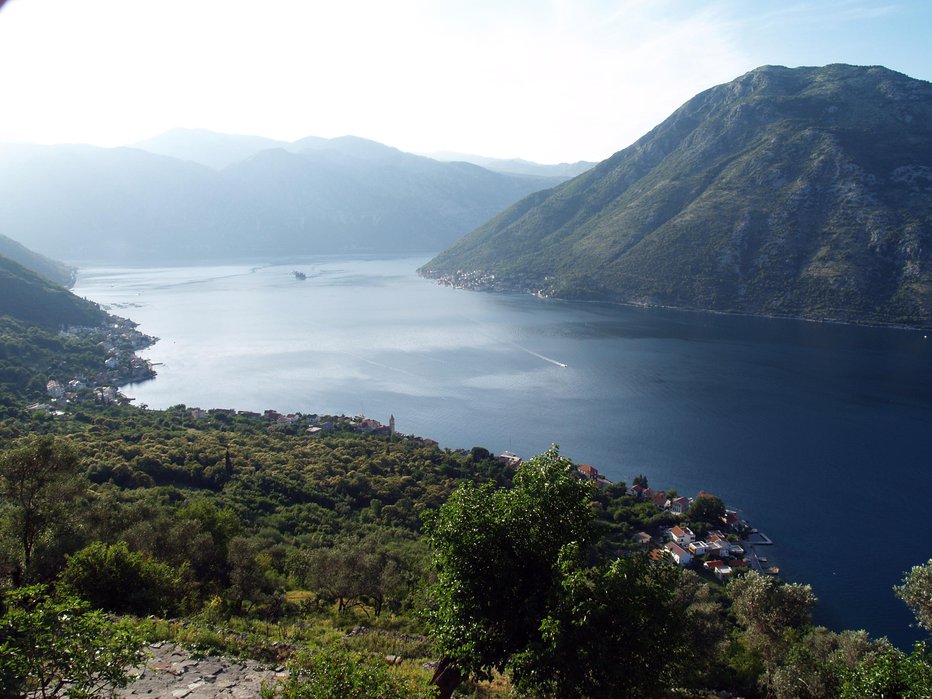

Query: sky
[{"left": 0, "top": 0, "right": 930, "bottom": 164}]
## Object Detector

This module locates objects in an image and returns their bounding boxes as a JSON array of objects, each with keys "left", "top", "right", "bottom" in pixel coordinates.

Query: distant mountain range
[
  {"left": 0, "top": 132, "right": 570, "bottom": 264},
  {"left": 426, "top": 151, "right": 596, "bottom": 179},
  {"left": 421, "top": 64, "right": 932, "bottom": 327}
]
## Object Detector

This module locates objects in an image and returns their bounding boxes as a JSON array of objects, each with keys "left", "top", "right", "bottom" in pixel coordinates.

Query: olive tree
[
  {"left": 727, "top": 570, "right": 816, "bottom": 697},
  {"left": 896, "top": 558, "right": 932, "bottom": 633},
  {"left": 423, "top": 447, "right": 685, "bottom": 698},
  {"left": 0, "top": 436, "right": 84, "bottom": 583},
  {"left": 0, "top": 584, "right": 143, "bottom": 698}
]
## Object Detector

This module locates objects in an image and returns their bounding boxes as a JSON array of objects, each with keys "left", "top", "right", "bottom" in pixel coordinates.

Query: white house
[
  {"left": 665, "top": 542, "right": 693, "bottom": 567},
  {"left": 668, "top": 525, "right": 695, "bottom": 546}
]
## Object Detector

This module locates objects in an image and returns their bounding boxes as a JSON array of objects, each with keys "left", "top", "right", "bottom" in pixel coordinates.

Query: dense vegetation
[
  {"left": 422, "top": 64, "right": 932, "bottom": 327},
  {"left": 1, "top": 404, "right": 929, "bottom": 697},
  {"left": 0, "top": 316, "right": 115, "bottom": 408},
  {"left": 0, "top": 254, "right": 105, "bottom": 330},
  {"left": 0, "top": 246, "right": 929, "bottom": 696}
]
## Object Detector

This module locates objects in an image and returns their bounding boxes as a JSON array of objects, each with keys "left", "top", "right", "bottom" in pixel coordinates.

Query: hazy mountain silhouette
[{"left": 0, "top": 135, "right": 565, "bottom": 263}]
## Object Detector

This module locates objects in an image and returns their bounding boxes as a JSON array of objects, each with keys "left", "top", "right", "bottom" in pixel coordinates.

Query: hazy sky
[{"left": 1, "top": 0, "right": 930, "bottom": 163}]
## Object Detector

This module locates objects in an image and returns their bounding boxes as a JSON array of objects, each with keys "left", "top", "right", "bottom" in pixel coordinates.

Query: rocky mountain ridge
[{"left": 421, "top": 64, "right": 932, "bottom": 327}]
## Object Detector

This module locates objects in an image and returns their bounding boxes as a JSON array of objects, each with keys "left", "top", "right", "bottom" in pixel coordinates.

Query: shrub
[
  {"left": 60, "top": 541, "right": 181, "bottom": 616},
  {"left": 0, "top": 584, "right": 143, "bottom": 698},
  {"left": 263, "top": 644, "right": 420, "bottom": 698}
]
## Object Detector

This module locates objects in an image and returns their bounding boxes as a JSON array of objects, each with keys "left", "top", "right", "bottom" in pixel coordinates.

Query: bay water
[{"left": 73, "top": 255, "right": 932, "bottom": 646}]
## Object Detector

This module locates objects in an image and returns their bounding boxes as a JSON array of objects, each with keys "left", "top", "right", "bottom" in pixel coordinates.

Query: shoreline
[{"left": 418, "top": 270, "right": 931, "bottom": 333}]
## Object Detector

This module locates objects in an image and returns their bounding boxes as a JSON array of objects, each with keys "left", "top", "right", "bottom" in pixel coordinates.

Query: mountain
[
  {"left": 421, "top": 65, "right": 932, "bottom": 327},
  {"left": 427, "top": 150, "right": 596, "bottom": 178},
  {"left": 0, "top": 232, "right": 75, "bottom": 287},
  {"left": 0, "top": 143, "right": 226, "bottom": 263},
  {"left": 0, "top": 252, "right": 106, "bottom": 328},
  {"left": 0, "top": 137, "right": 562, "bottom": 264},
  {"left": 132, "top": 127, "right": 295, "bottom": 169}
]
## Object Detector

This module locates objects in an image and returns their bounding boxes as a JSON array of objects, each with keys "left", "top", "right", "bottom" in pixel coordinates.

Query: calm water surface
[{"left": 74, "top": 256, "right": 932, "bottom": 646}]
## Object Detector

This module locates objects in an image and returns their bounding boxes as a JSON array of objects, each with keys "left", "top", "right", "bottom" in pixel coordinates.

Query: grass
[{"left": 126, "top": 596, "right": 514, "bottom": 696}]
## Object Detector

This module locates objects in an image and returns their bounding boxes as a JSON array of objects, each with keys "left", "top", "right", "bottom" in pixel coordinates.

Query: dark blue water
[{"left": 74, "top": 256, "right": 932, "bottom": 647}]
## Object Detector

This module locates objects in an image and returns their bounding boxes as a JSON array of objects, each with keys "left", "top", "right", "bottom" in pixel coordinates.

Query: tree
[
  {"left": 0, "top": 584, "right": 143, "bottom": 698},
  {"left": 688, "top": 494, "right": 726, "bottom": 524},
  {"left": 469, "top": 446, "right": 491, "bottom": 462},
  {"left": 424, "top": 447, "right": 685, "bottom": 698},
  {"left": 839, "top": 641, "right": 932, "bottom": 699},
  {"left": 769, "top": 627, "right": 877, "bottom": 699},
  {"left": 295, "top": 546, "right": 364, "bottom": 613},
  {"left": 226, "top": 536, "right": 279, "bottom": 615},
  {"left": 0, "top": 436, "right": 84, "bottom": 583},
  {"left": 727, "top": 571, "right": 816, "bottom": 697},
  {"left": 510, "top": 552, "right": 686, "bottom": 698},
  {"left": 423, "top": 447, "right": 593, "bottom": 695},
  {"left": 60, "top": 541, "right": 181, "bottom": 616},
  {"left": 896, "top": 558, "right": 932, "bottom": 633}
]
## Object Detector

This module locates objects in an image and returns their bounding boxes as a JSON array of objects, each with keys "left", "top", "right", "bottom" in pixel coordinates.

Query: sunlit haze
[{"left": 1, "top": 0, "right": 931, "bottom": 163}]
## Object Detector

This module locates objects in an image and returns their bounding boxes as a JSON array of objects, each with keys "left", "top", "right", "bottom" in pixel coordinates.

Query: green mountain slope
[
  {"left": 0, "top": 253, "right": 106, "bottom": 329},
  {"left": 421, "top": 64, "right": 932, "bottom": 327},
  {"left": 0, "top": 233, "right": 75, "bottom": 287}
]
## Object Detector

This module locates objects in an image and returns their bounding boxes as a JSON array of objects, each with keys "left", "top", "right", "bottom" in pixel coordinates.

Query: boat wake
[
  {"left": 457, "top": 314, "right": 567, "bottom": 367},
  {"left": 507, "top": 341, "right": 567, "bottom": 367}
]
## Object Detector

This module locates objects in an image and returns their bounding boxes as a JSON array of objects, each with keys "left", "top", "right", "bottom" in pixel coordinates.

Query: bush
[
  {"left": 0, "top": 584, "right": 143, "bottom": 698},
  {"left": 262, "top": 644, "right": 420, "bottom": 698},
  {"left": 61, "top": 541, "right": 181, "bottom": 616}
]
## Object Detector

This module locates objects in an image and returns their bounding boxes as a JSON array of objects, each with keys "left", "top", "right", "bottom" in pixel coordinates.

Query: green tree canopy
[
  {"left": 424, "top": 447, "right": 686, "bottom": 698},
  {"left": 728, "top": 570, "right": 817, "bottom": 697},
  {"left": 423, "top": 447, "right": 593, "bottom": 688},
  {"left": 688, "top": 494, "right": 726, "bottom": 524},
  {"left": 60, "top": 541, "right": 181, "bottom": 616},
  {"left": 0, "top": 435, "right": 84, "bottom": 583},
  {"left": 0, "top": 584, "right": 143, "bottom": 698},
  {"left": 896, "top": 558, "right": 932, "bottom": 634}
]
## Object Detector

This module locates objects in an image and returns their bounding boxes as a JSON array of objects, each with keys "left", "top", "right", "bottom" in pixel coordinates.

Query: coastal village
[
  {"left": 500, "top": 453, "right": 778, "bottom": 582},
  {"left": 32, "top": 313, "right": 778, "bottom": 585},
  {"left": 30, "top": 317, "right": 157, "bottom": 414}
]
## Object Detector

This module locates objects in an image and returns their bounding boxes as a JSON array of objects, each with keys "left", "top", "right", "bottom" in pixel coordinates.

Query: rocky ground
[{"left": 116, "top": 642, "right": 289, "bottom": 698}]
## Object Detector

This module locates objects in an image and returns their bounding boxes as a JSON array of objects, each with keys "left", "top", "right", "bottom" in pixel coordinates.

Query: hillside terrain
[
  {"left": 0, "top": 253, "right": 105, "bottom": 329},
  {"left": 0, "top": 233, "right": 75, "bottom": 287},
  {"left": 0, "top": 239, "right": 929, "bottom": 696},
  {"left": 0, "top": 134, "right": 564, "bottom": 264},
  {"left": 0, "top": 246, "right": 154, "bottom": 411},
  {"left": 421, "top": 64, "right": 932, "bottom": 327}
]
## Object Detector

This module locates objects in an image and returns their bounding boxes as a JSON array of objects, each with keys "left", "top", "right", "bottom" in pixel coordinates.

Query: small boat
[{"left": 293, "top": 271, "right": 307, "bottom": 280}]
